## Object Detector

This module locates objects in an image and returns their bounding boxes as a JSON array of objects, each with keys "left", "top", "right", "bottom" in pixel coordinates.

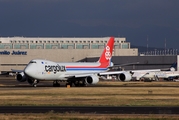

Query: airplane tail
[
  {"left": 161, "top": 62, "right": 178, "bottom": 71},
  {"left": 170, "top": 62, "right": 177, "bottom": 71},
  {"left": 98, "top": 37, "right": 114, "bottom": 66}
]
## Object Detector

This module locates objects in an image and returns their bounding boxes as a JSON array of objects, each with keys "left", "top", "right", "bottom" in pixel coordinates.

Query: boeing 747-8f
[{"left": 13, "top": 37, "right": 114, "bottom": 87}]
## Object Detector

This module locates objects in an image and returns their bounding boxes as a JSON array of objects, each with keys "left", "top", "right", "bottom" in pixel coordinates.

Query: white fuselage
[
  {"left": 24, "top": 59, "right": 109, "bottom": 80},
  {"left": 142, "top": 71, "right": 179, "bottom": 79},
  {"left": 131, "top": 69, "right": 161, "bottom": 80}
]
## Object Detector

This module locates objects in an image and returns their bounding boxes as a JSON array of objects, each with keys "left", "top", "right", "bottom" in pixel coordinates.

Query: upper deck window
[{"left": 29, "top": 61, "right": 37, "bottom": 64}]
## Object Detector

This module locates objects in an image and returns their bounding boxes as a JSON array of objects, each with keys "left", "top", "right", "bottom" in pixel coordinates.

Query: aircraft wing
[
  {"left": 0, "top": 69, "right": 23, "bottom": 76},
  {"left": 98, "top": 71, "right": 126, "bottom": 76},
  {"left": 108, "top": 62, "right": 139, "bottom": 70},
  {"left": 98, "top": 69, "right": 161, "bottom": 76},
  {"left": 11, "top": 69, "right": 24, "bottom": 73},
  {"left": 63, "top": 72, "right": 99, "bottom": 78},
  {"left": 112, "top": 62, "right": 139, "bottom": 67},
  {"left": 0, "top": 71, "right": 10, "bottom": 76}
]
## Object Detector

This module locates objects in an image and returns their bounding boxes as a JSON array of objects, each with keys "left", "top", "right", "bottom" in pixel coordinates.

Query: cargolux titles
[{"left": 45, "top": 64, "right": 66, "bottom": 72}]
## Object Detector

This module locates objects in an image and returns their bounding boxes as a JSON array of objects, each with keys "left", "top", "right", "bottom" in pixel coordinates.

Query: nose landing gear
[{"left": 32, "top": 79, "right": 38, "bottom": 87}]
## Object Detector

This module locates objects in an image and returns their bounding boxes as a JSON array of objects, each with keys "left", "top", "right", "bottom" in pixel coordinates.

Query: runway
[
  {"left": 1, "top": 106, "right": 179, "bottom": 114},
  {"left": 1, "top": 76, "right": 179, "bottom": 115},
  {"left": 1, "top": 76, "right": 179, "bottom": 88}
]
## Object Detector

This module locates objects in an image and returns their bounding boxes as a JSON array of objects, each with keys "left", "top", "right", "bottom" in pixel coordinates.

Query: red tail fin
[{"left": 98, "top": 37, "right": 114, "bottom": 63}]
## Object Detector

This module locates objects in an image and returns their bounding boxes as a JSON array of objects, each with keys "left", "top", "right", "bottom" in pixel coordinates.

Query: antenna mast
[
  {"left": 147, "top": 36, "right": 148, "bottom": 54},
  {"left": 165, "top": 38, "right": 166, "bottom": 55}
]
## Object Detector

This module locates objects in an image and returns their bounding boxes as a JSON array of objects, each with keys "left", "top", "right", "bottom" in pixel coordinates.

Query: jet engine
[
  {"left": 16, "top": 72, "right": 26, "bottom": 82},
  {"left": 117, "top": 72, "right": 132, "bottom": 82},
  {"left": 85, "top": 75, "right": 99, "bottom": 84}
]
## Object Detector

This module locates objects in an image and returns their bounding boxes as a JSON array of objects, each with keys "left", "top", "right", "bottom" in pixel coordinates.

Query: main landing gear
[
  {"left": 73, "top": 80, "right": 86, "bottom": 87},
  {"left": 53, "top": 80, "right": 60, "bottom": 87},
  {"left": 51, "top": 79, "right": 86, "bottom": 87}
]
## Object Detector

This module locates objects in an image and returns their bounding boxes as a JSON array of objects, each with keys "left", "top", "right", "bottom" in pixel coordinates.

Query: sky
[{"left": 0, "top": 0, "right": 179, "bottom": 50}]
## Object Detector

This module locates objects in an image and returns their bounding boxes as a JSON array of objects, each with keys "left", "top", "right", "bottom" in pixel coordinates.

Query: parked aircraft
[
  {"left": 141, "top": 62, "right": 179, "bottom": 81},
  {"left": 99, "top": 62, "right": 177, "bottom": 81},
  {"left": 99, "top": 69, "right": 161, "bottom": 81},
  {"left": 12, "top": 37, "right": 115, "bottom": 87}
]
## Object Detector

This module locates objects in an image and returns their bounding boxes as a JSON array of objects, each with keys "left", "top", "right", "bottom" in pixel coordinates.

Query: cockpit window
[{"left": 29, "top": 61, "right": 36, "bottom": 64}]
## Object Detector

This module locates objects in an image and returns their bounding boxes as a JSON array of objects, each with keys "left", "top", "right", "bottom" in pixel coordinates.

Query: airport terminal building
[{"left": 0, "top": 37, "right": 138, "bottom": 72}]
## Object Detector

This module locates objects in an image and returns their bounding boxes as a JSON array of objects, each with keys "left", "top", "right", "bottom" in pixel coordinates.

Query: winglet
[{"left": 98, "top": 37, "right": 114, "bottom": 64}]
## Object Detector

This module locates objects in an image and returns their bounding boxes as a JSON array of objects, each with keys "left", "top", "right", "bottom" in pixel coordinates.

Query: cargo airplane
[
  {"left": 13, "top": 37, "right": 115, "bottom": 87},
  {"left": 12, "top": 36, "right": 174, "bottom": 86}
]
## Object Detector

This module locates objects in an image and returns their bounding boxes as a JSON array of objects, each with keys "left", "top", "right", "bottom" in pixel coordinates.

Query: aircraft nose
[{"left": 24, "top": 66, "right": 34, "bottom": 77}]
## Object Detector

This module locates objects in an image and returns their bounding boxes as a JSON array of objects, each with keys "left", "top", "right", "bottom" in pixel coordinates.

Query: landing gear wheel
[
  {"left": 74, "top": 81, "right": 86, "bottom": 87},
  {"left": 74, "top": 81, "right": 80, "bottom": 87},
  {"left": 32, "top": 79, "right": 38, "bottom": 87},
  {"left": 53, "top": 81, "right": 60, "bottom": 87}
]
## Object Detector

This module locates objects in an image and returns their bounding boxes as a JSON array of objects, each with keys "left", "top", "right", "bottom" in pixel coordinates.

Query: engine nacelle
[
  {"left": 85, "top": 75, "right": 99, "bottom": 84},
  {"left": 117, "top": 72, "right": 132, "bottom": 82},
  {"left": 16, "top": 72, "right": 26, "bottom": 82}
]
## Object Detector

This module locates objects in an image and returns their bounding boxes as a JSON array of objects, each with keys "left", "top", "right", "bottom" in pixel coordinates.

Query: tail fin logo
[
  {"left": 105, "top": 46, "right": 111, "bottom": 60},
  {"left": 98, "top": 37, "right": 114, "bottom": 64}
]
